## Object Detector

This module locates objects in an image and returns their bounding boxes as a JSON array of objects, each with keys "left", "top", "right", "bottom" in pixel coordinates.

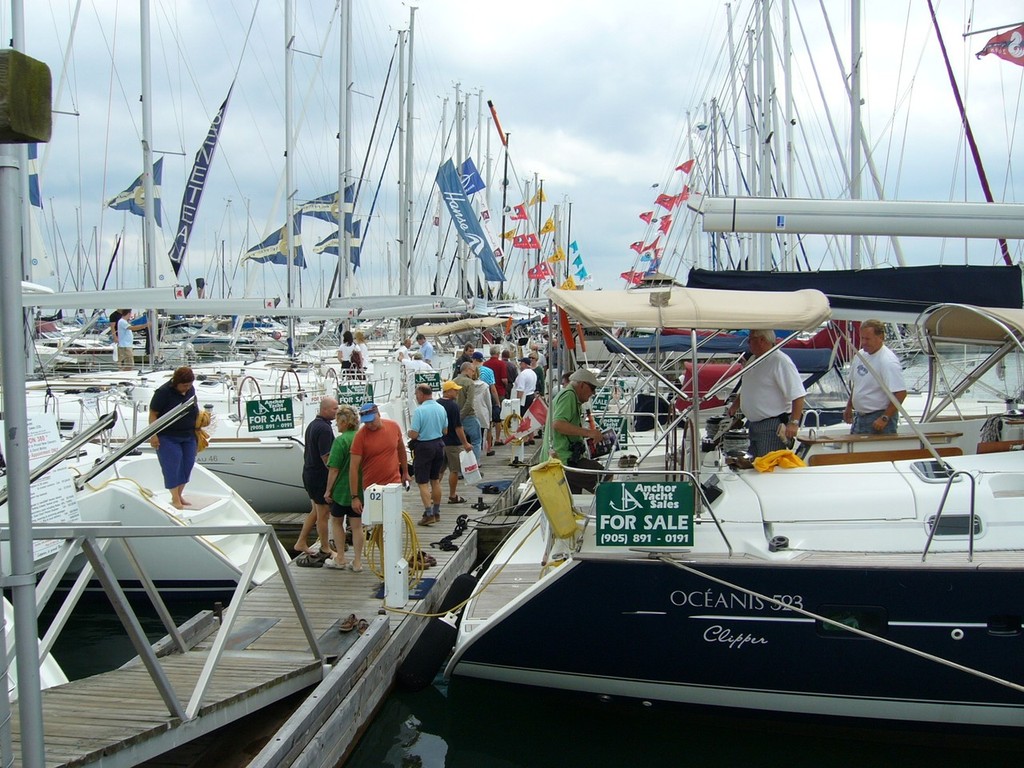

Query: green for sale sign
[
  {"left": 245, "top": 397, "right": 295, "bottom": 432},
  {"left": 338, "top": 382, "right": 374, "bottom": 406},
  {"left": 595, "top": 414, "right": 628, "bottom": 448},
  {"left": 415, "top": 371, "right": 442, "bottom": 392},
  {"left": 595, "top": 481, "right": 694, "bottom": 547}
]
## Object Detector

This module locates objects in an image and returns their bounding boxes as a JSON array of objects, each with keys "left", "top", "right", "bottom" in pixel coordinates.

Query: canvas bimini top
[{"left": 546, "top": 286, "right": 831, "bottom": 332}]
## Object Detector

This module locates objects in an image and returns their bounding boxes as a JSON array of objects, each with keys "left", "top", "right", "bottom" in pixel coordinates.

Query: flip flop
[
  {"left": 356, "top": 618, "right": 369, "bottom": 634},
  {"left": 447, "top": 495, "right": 466, "bottom": 504},
  {"left": 339, "top": 614, "right": 358, "bottom": 633}
]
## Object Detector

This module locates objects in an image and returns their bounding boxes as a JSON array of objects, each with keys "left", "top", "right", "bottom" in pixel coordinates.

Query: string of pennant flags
[{"left": 620, "top": 158, "right": 693, "bottom": 285}]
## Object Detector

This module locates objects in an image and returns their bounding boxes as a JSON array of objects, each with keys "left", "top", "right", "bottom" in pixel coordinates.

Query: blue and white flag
[
  {"left": 243, "top": 219, "right": 305, "bottom": 268},
  {"left": 28, "top": 144, "right": 41, "bottom": 208},
  {"left": 298, "top": 185, "right": 355, "bottom": 224},
  {"left": 312, "top": 218, "right": 362, "bottom": 267},
  {"left": 436, "top": 159, "right": 505, "bottom": 282},
  {"left": 169, "top": 86, "right": 232, "bottom": 276},
  {"left": 107, "top": 157, "right": 163, "bottom": 227},
  {"left": 459, "top": 157, "right": 485, "bottom": 196}
]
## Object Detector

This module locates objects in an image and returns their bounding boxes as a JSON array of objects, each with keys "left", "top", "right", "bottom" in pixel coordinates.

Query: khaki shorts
[{"left": 444, "top": 444, "right": 462, "bottom": 474}]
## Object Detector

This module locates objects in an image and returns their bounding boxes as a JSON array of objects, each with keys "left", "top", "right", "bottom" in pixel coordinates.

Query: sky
[{"left": 7, "top": 0, "right": 1024, "bottom": 307}]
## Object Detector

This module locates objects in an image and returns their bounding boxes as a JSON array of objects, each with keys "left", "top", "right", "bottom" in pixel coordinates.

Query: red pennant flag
[
  {"left": 629, "top": 240, "right": 644, "bottom": 253},
  {"left": 527, "top": 262, "right": 553, "bottom": 280},
  {"left": 655, "top": 193, "right": 677, "bottom": 211},
  {"left": 620, "top": 270, "right": 644, "bottom": 285},
  {"left": 976, "top": 25, "right": 1024, "bottom": 66},
  {"left": 679, "top": 185, "right": 690, "bottom": 202},
  {"left": 658, "top": 215, "right": 672, "bottom": 234},
  {"left": 641, "top": 236, "right": 660, "bottom": 253},
  {"left": 509, "top": 203, "right": 528, "bottom": 220},
  {"left": 676, "top": 159, "right": 695, "bottom": 174},
  {"left": 513, "top": 233, "right": 541, "bottom": 249},
  {"left": 639, "top": 211, "right": 654, "bottom": 224}
]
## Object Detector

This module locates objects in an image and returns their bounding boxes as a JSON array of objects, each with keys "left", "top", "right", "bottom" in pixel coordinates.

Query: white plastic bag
[{"left": 459, "top": 449, "right": 482, "bottom": 485}]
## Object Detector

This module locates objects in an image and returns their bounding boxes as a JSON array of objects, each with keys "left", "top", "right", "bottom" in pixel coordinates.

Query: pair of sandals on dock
[
  {"left": 339, "top": 614, "right": 370, "bottom": 634},
  {"left": 294, "top": 548, "right": 362, "bottom": 571}
]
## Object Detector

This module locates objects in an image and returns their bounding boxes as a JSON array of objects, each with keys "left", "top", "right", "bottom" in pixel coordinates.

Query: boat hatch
[{"left": 910, "top": 459, "right": 963, "bottom": 484}]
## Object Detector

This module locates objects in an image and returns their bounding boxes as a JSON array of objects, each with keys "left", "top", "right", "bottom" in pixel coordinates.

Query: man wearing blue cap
[
  {"left": 408, "top": 383, "right": 448, "bottom": 526},
  {"left": 349, "top": 404, "right": 410, "bottom": 542}
]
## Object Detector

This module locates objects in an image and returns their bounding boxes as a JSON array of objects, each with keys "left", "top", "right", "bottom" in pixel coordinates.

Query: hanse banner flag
[
  {"left": 436, "top": 159, "right": 506, "bottom": 282},
  {"left": 976, "top": 25, "right": 1024, "bottom": 66}
]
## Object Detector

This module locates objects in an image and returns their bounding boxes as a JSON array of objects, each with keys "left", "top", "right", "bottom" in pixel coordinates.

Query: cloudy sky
[{"left": 9, "top": 0, "right": 1023, "bottom": 305}]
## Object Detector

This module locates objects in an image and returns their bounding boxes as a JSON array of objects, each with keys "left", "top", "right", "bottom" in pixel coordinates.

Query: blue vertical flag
[
  {"left": 107, "top": 157, "right": 163, "bottom": 227},
  {"left": 436, "top": 159, "right": 505, "bottom": 282},
  {"left": 169, "top": 86, "right": 232, "bottom": 276},
  {"left": 459, "top": 157, "right": 486, "bottom": 195},
  {"left": 28, "top": 144, "right": 41, "bottom": 208}
]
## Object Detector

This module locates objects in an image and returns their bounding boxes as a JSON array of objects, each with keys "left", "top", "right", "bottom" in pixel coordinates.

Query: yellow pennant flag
[
  {"left": 548, "top": 246, "right": 566, "bottom": 263},
  {"left": 540, "top": 216, "right": 555, "bottom": 234},
  {"left": 501, "top": 229, "right": 516, "bottom": 241},
  {"left": 528, "top": 188, "right": 548, "bottom": 206},
  {"left": 560, "top": 275, "right": 576, "bottom": 290}
]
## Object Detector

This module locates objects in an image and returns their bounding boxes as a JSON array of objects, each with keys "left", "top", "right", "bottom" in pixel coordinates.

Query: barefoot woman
[{"left": 149, "top": 366, "right": 200, "bottom": 510}]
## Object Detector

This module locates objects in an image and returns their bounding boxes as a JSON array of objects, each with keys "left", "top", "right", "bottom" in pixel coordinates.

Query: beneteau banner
[
  {"left": 169, "top": 85, "right": 233, "bottom": 276},
  {"left": 436, "top": 159, "right": 505, "bottom": 282}
]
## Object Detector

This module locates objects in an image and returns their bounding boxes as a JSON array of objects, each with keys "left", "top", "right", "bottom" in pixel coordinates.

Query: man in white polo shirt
[{"left": 844, "top": 319, "right": 907, "bottom": 434}]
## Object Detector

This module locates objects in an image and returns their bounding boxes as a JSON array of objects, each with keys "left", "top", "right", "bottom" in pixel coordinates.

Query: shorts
[
  {"left": 331, "top": 501, "right": 359, "bottom": 519},
  {"left": 444, "top": 444, "right": 462, "bottom": 474},
  {"left": 412, "top": 438, "right": 445, "bottom": 484},
  {"left": 491, "top": 403, "right": 501, "bottom": 424},
  {"left": 303, "top": 467, "right": 329, "bottom": 505}
]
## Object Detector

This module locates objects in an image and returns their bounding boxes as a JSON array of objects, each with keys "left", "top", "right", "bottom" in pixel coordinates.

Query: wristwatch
[{"left": 880, "top": 415, "right": 890, "bottom": 422}]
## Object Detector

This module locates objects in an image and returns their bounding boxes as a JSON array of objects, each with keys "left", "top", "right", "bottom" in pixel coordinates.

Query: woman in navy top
[{"left": 149, "top": 366, "right": 200, "bottom": 509}]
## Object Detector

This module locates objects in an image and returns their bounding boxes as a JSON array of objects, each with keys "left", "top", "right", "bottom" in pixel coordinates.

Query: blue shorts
[{"left": 413, "top": 438, "right": 446, "bottom": 484}]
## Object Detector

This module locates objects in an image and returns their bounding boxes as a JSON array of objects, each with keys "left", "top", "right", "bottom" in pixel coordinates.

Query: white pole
[{"left": 339, "top": 0, "right": 353, "bottom": 299}]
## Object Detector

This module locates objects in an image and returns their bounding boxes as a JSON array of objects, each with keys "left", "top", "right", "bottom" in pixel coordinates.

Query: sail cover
[{"left": 687, "top": 265, "right": 1023, "bottom": 318}]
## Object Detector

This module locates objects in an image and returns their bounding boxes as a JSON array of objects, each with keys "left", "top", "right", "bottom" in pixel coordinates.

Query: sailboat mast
[
  {"left": 850, "top": 0, "right": 863, "bottom": 269},
  {"left": 405, "top": 7, "right": 417, "bottom": 291},
  {"left": 285, "top": 0, "right": 296, "bottom": 353},
  {"left": 140, "top": 0, "right": 160, "bottom": 363},
  {"left": 338, "top": 0, "right": 352, "bottom": 299},
  {"left": 397, "top": 30, "right": 408, "bottom": 295}
]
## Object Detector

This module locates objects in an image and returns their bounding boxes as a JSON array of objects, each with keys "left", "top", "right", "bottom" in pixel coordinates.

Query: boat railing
[
  {"left": 922, "top": 469, "right": 978, "bottom": 562},
  {"left": 1, "top": 521, "right": 322, "bottom": 721},
  {"left": 571, "top": 466, "right": 733, "bottom": 555}
]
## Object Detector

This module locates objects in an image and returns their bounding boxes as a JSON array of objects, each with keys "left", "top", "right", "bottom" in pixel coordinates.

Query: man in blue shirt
[
  {"left": 416, "top": 333, "right": 435, "bottom": 367},
  {"left": 408, "top": 383, "right": 448, "bottom": 525}
]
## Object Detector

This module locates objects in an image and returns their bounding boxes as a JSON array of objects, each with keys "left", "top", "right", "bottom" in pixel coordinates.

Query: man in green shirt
[{"left": 545, "top": 367, "right": 606, "bottom": 493}]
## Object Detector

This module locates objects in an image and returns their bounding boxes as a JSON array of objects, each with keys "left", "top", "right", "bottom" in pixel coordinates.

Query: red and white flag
[
  {"left": 675, "top": 159, "right": 695, "bottom": 173},
  {"left": 504, "top": 397, "right": 548, "bottom": 444},
  {"left": 976, "top": 25, "right": 1024, "bottom": 67}
]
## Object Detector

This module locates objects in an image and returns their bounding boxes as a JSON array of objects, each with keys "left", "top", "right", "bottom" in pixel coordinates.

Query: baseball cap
[
  {"left": 519, "top": 356, "right": 532, "bottom": 364},
  {"left": 442, "top": 380, "right": 462, "bottom": 391},
  {"left": 358, "top": 403, "right": 379, "bottom": 423},
  {"left": 471, "top": 351, "right": 485, "bottom": 361},
  {"left": 569, "top": 368, "right": 600, "bottom": 388}
]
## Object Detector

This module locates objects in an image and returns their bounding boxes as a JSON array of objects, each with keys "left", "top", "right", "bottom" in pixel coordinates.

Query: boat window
[
  {"left": 988, "top": 615, "right": 1022, "bottom": 637},
  {"left": 926, "top": 514, "right": 981, "bottom": 537},
  {"left": 815, "top": 605, "right": 888, "bottom": 638},
  {"left": 910, "top": 460, "right": 962, "bottom": 483}
]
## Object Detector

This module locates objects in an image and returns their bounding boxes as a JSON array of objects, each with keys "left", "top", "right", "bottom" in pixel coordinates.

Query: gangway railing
[{"left": 0, "top": 521, "right": 321, "bottom": 720}]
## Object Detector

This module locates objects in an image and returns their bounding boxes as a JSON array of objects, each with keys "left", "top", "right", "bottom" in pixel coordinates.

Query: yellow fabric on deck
[{"left": 753, "top": 449, "right": 806, "bottom": 473}]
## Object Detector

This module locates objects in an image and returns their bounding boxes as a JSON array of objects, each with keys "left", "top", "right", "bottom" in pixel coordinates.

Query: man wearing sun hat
[
  {"left": 349, "top": 403, "right": 410, "bottom": 522},
  {"left": 546, "top": 367, "right": 606, "bottom": 493}
]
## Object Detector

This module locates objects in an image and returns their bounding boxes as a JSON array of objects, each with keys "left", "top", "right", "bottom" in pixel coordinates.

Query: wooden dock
[{"left": 14, "top": 441, "right": 535, "bottom": 768}]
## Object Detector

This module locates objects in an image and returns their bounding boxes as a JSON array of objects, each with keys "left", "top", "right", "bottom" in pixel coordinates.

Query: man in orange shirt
[{"left": 348, "top": 404, "right": 410, "bottom": 546}]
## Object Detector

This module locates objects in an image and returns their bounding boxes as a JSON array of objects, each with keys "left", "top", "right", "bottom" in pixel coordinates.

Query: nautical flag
[
  {"left": 28, "top": 144, "right": 41, "bottom": 208},
  {"left": 460, "top": 157, "right": 486, "bottom": 195},
  {"left": 513, "top": 233, "right": 541, "bottom": 249},
  {"left": 655, "top": 192, "right": 678, "bottom": 211},
  {"left": 658, "top": 215, "right": 672, "bottom": 234},
  {"left": 639, "top": 210, "right": 654, "bottom": 223},
  {"left": 504, "top": 397, "right": 548, "bottom": 444},
  {"left": 481, "top": 208, "right": 491, "bottom": 221},
  {"left": 976, "top": 25, "right": 1024, "bottom": 66},
  {"left": 548, "top": 245, "right": 566, "bottom": 263},
  {"left": 169, "top": 86, "right": 231, "bottom": 275},
  {"left": 676, "top": 159, "right": 695, "bottom": 173},
  {"left": 527, "top": 262, "right": 553, "bottom": 280},
  {"left": 501, "top": 228, "right": 516, "bottom": 240},
  {"left": 312, "top": 218, "right": 363, "bottom": 267},
  {"left": 435, "top": 159, "right": 505, "bottom": 282},
  {"left": 629, "top": 240, "right": 644, "bottom": 253},
  {"left": 572, "top": 254, "right": 584, "bottom": 267},
  {"left": 620, "top": 270, "right": 644, "bottom": 285},
  {"left": 640, "top": 252, "right": 652, "bottom": 262},
  {"left": 644, "top": 256, "right": 662, "bottom": 275},
  {"left": 528, "top": 188, "right": 547, "bottom": 206},
  {"left": 569, "top": 240, "right": 578, "bottom": 253},
  {"left": 107, "top": 157, "right": 163, "bottom": 227},
  {"left": 680, "top": 185, "right": 691, "bottom": 201},
  {"left": 560, "top": 275, "right": 576, "bottom": 290},
  {"left": 509, "top": 203, "right": 528, "bottom": 221},
  {"left": 298, "top": 185, "right": 355, "bottom": 224},
  {"left": 641, "top": 236, "right": 660, "bottom": 253},
  {"left": 540, "top": 216, "right": 555, "bottom": 235},
  {"left": 243, "top": 221, "right": 305, "bottom": 268},
  {"left": 575, "top": 266, "right": 590, "bottom": 282}
]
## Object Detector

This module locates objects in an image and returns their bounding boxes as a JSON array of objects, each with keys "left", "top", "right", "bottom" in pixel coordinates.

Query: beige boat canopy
[
  {"left": 920, "top": 304, "right": 1024, "bottom": 346},
  {"left": 417, "top": 316, "right": 509, "bottom": 337},
  {"left": 545, "top": 286, "right": 831, "bottom": 331}
]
